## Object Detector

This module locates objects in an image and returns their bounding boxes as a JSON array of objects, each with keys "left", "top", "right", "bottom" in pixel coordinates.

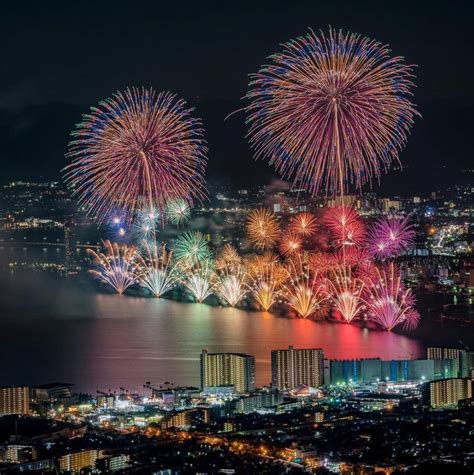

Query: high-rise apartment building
[
  {"left": 200, "top": 350, "right": 255, "bottom": 394},
  {"left": 0, "top": 386, "right": 29, "bottom": 416},
  {"left": 422, "top": 378, "right": 472, "bottom": 408},
  {"left": 271, "top": 346, "right": 324, "bottom": 390}
]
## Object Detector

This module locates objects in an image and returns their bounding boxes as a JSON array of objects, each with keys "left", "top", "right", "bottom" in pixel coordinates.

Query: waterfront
[{"left": 1, "top": 268, "right": 472, "bottom": 394}]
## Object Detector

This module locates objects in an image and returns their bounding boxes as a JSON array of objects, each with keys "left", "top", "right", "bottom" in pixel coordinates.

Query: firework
[
  {"left": 140, "top": 242, "right": 179, "bottom": 298},
  {"left": 289, "top": 212, "right": 318, "bottom": 237},
  {"left": 173, "top": 231, "right": 212, "bottom": 265},
  {"left": 246, "top": 253, "right": 286, "bottom": 311},
  {"left": 245, "top": 28, "right": 418, "bottom": 197},
  {"left": 308, "top": 251, "right": 337, "bottom": 274},
  {"left": 216, "top": 267, "right": 247, "bottom": 307},
  {"left": 364, "top": 262, "right": 420, "bottom": 331},
  {"left": 284, "top": 256, "right": 325, "bottom": 318},
  {"left": 325, "top": 265, "right": 365, "bottom": 323},
  {"left": 165, "top": 198, "right": 191, "bottom": 226},
  {"left": 133, "top": 206, "right": 160, "bottom": 244},
  {"left": 367, "top": 215, "right": 415, "bottom": 259},
  {"left": 87, "top": 240, "right": 141, "bottom": 294},
  {"left": 246, "top": 208, "right": 280, "bottom": 250},
  {"left": 64, "top": 87, "right": 207, "bottom": 222},
  {"left": 216, "top": 244, "right": 242, "bottom": 270},
  {"left": 183, "top": 260, "right": 215, "bottom": 303},
  {"left": 324, "top": 205, "right": 365, "bottom": 248},
  {"left": 278, "top": 231, "right": 302, "bottom": 256}
]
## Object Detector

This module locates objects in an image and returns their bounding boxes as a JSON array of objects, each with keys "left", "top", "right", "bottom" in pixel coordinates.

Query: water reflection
[{"left": 0, "top": 271, "right": 459, "bottom": 394}]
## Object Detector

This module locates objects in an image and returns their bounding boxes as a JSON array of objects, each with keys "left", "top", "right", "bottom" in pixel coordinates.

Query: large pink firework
[
  {"left": 364, "top": 262, "right": 420, "bottom": 331},
  {"left": 245, "top": 28, "right": 418, "bottom": 197},
  {"left": 324, "top": 205, "right": 366, "bottom": 248},
  {"left": 367, "top": 215, "right": 415, "bottom": 259},
  {"left": 64, "top": 87, "right": 208, "bottom": 223}
]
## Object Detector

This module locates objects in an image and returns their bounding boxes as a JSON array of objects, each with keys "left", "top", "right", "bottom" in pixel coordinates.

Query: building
[
  {"left": 329, "top": 359, "right": 382, "bottom": 385},
  {"left": 200, "top": 349, "right": 255, "bottom": 394},
  {"left": 427, "top": 347, "right": 474, "bottom": 377},
  {"left": 58, "top": 450, "right": 101, "bottom": 472},
  {"left": 96, "top": 454, "right": 130, "bottom": 472},
  {"left": 328, "top": 358, "right": 459, "bottom": 386},
  {"left": 161, "top": 408, "right": 210, "bottom": 429},
  {"left": 381, "top": 359, "right": 434, "bottom": 382},
  {"left": 422, "top": 378, "right": 473, "bottom": 409},
  {"left": 271, "top": 346, "right": 324, "bottom": 390},
  {"left": 233, "top": 390, "right": 283, "bottom": 414},
  {"left": 0, "top": 386, "right": 29, "bottom": 416},
  {"left": 97, "top": 393, "right": 115, "bottom": 409},
  {"left": 0, "top": 445, "right": 37, "bottom": 463},
  {"left": 31, "top": 383, "right": 73, "bottom": 402}
]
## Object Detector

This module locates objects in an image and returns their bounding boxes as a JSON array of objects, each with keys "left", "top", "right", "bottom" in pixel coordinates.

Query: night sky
[{"left": 1, "top": 1, "right": 472, "bottom": 194}]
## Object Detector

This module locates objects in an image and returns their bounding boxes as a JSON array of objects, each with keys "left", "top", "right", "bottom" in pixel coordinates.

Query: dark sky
[{"left": 0, "top": 1, "right": 473, "bottom": 194}]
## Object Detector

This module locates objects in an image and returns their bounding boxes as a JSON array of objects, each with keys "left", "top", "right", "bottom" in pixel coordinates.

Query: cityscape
[{"left": 1, "top": 2, "right": 473, "bottom": 474}]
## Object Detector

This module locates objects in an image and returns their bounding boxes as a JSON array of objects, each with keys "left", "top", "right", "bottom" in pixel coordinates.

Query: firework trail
[
  {"left": 139, "top": 241, "right": 179, "bottom": 298},
  {"left": 173, "top": 230, "right": 212, "bottom": 266},
  {"left": 289, "top": 212, "right": 318, "bottom": 237},
  {"left": 364, "top": 262, "right": 420, "bottom": 331},
  {"left": 367, "top": 215, "right": 415, "bottom": 259},
  {"left": 246, "top": 208, "right": 280, "bottom": 250},
  {"left": 87, "top": 240, "right": 141, "bottom": 294},
  {"left": 64, "top": 87, "right": 207, "bottom": 222},
  {"left": 165, "top": 198, "right": 191, "bottom": 226},
  {"left": 245, "top": 28, "right": 418, "bottom": 197},
  {"left": 182, "top": 259, "right": 215, "bottom": 303},
  {"left": 246, "top": 253, "right": 286, "bottom": 311},
  {"left": 325, "top": 265, "right": 365, "bottom": 323},
  {"left": 216, "top": 268, "right": 248, "bottom": 307},
  {"left": 284, "top": 256, "right": 326, "bottom": 318}
]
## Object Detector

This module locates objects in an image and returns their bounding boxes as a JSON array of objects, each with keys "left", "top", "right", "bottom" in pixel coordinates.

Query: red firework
[
  {"left": 64, "top": 87, "right": 208, "bottom": 222},
  {"left": 324, "top": 205, "right": 366, "bottom": 248}
]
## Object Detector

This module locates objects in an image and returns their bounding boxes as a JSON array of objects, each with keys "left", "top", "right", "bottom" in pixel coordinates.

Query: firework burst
[
  {"left": 324, "top": 205, "right": 365, "bottom": 248},
  {"left": 216, "top": 267, "right": 247, "bottom": 307},
  {"left": 289, "top": 212, "right": 318, "bottom": 237},
  {"left": 183, "top": 259, "right": 215, "bottom": 303},
  {"left": 246, "top": 208, "right": 280, "bottom": 250},
  {"left": 367, "top": 215, "right": 415, "bottom": 259},
  {"left": 279, "top": 231, "right": 302, "bottom": 256},
  {"left": 173, "top": 231, "right": 212, "bottom": 265},
  {"left": 284, "top": 256, "right": 325, "bottom": 318},
  {"left": 364, "top": 262, "right": 420, "bottom": 331},
  {"left": 245, "top": 28, "right": 418, "bottom": 196},
  {"left": 132, "top": 206, "right": 160, "bottom": 244},
  {"left": 64, "top": 87, "right": 207, "bottom": 222},
  {"left": 87, "top": 240, "right": 141, "bottom": 294},
  {"left": 139, "top": 242, "right": 179, "bottom": 298},
  {"left": 325, "top": 265, "right": 365, "bottom": 323},
  {"left": 246, "top": 253, "right": 286, "bottom": 311},
  {"left": 165, "top": 198, "right": 191, "bottom": 226}
]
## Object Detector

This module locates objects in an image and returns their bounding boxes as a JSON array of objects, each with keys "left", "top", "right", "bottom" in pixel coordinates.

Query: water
[{"left": 0, "top": 257, "right": 472, "bottom": 393}]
